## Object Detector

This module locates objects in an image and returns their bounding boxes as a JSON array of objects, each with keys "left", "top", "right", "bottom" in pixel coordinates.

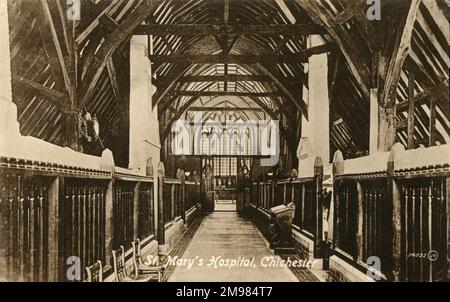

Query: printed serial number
[{"left": 220, "top": 287, "right": 272, "bottom": 297}]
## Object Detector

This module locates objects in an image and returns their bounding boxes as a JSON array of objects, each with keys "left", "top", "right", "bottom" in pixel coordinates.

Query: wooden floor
[{"left": 168, "top": 211, "right": 312, "bottom": 282}]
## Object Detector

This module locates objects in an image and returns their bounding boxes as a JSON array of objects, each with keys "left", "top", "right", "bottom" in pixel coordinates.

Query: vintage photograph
[{"left": 0, "top": 0, "right": 448, "bottom": 284}]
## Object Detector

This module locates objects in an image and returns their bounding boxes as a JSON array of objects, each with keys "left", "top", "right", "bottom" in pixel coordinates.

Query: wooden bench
[
  {"left": 112, "top": 246, "right": 152, "bottom": 282},
  {"left": 131, "top": 239, "right": 166, "bottom": 282},
  {"left": 85, "top": 260, "right": 103, "bottom": 282}
]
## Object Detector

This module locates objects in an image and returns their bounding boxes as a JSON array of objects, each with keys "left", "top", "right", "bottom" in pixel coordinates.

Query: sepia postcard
[{"left": 0, "top": 0, "right": 448, "bottom": 293}]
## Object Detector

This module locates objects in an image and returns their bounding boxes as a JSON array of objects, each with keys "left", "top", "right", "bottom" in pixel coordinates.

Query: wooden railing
[
  {"left": 185, "top": 181, "right": 199, "bottom": 211},
  {"left": 292, "top": 179, "right": 318, "bottom": 237},
  {"left": 251, "top": 181, "right": 273, "bottom": 210},
  {"left": 63, "top": 178, "right": 108, "bottom": 280},
  {"left": 0, "top": 154, "right": 202, "bottom": 281},
  {"left": 332, "top": 144, "right": 449, "bottom": 281},
  {"left": 0, "top": 171, "right": 53, "bottom": 281},
  {"left": 162, "top": 179, "right": 184, "bottom": 226}
]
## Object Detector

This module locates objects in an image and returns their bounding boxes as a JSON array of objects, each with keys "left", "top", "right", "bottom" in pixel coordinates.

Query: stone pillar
[
  {"left": 369, "top": 89, "right": 379, "bottom": 154},
  {"left": 0, "top": 1, "right": 21, "bottom": 144},
  {"left": 302, "top": 35, "right": 330, "bottom": 163},
  {"left": 0, "top": 1, "right": 13, "bottom": 280},
  {"left": 129, "top": 36, "right": 160, "bottom": 172}
]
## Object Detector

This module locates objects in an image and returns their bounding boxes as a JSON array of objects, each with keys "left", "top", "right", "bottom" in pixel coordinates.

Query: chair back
[
  {"left": 85, "top": 260, "right": 103, "bottom": 282},
  {"left": 112, "top": 246, "right": 127, "bottom": 281}
]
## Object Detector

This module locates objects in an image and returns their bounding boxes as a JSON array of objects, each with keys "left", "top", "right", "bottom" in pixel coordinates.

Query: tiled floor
[{"left": 168, "top": 211, "right": 304, "bottom": 282}]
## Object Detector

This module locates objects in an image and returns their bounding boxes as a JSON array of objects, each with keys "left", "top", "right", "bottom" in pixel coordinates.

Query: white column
[
  {"left": 129, "top": 36, "right": 160, "bottom": 172},
  {"left": 297, "top": 35, "right": 330, "bottom": 175},
  {"left": 369, "top": 88, "right": 379, "bottom": 154},
  {"left": 0, "top": 1, "right": 20, "bottom": 141},
  {"left": 308, "top": 35, "right": 330, "bottom": 163}
]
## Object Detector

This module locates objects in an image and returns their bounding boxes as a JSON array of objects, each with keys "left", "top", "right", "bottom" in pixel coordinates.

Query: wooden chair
[
  {"left": 131, "top": 239, "right": 166, "bottom": 282},
  {"left": 85, "top": 260, "right": 103, "bottom": 282},
  {"left": 112, "top": 245, "right": 151, "bottom": 282}
]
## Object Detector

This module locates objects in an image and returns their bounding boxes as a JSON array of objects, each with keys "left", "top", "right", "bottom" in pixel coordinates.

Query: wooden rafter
[
  {"left": 188, "top": 107, "right": 264, "bottom": 112},
  {"left": 106, "top": 57, "right": 121, "bottom": 98},
  {"left": 12, "top": 75, "right": 67, "bottom": 107},
  {"left": 134, "top": 23, "right": 325, "bottom": 36},
  {"left": 173, "top": 91, "right": 284, "bottom": 98},
  {"left": 79, "top": 0, "right": 161, "bottom": 108},
  {"left": 35, "top": 0, "right": 74, "bottom": 103},
  {"left": 382, "top": 0, "right": 422, "bottom": 107},
  {"left": 178, "top": 75, "right": 271, "bottom": 82},
  {"left": 295, "top": 0, "right": 371, "bottom": 100},
  {"left": 150, "top": 44, "right": 332, "bottom": 64}
]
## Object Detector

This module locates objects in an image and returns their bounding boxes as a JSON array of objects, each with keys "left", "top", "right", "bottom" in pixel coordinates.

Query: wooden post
[
  {"left": 407, "top": 71, "right": 415, "bottom": 149},
  {"left": 332, "top": 151, "right": 344, "bottom": 247},
  {"left": 157, "top": 162, "right": 165, "bottom": 245},
  {"left": 178, "top": 169, "right": 186, "bottom": 222},
  {"left": 48, "top": 176, "right": 62, "bottom": 281},
  {"left": 133, "top": 182, "right": 140, "bottom": 240},
  {"left": 271, "top": 173, "right": 276, "bottom": 208},
  {"left": 369, "top": 88, "right": 379, "bottom": 154},
  {"left": 145, "top": 157, "right": 157, "bottom": 236},
  {"left": 171, "top": 183, "right": 175, "bottom": 220},
  {"left": 62, "top": 109, "right": 81, "bottom": 152},
  {"left": 446, "top": 176, "right": 450, "bottom": 281},
  {"left": 314, "top": 156, "right": 323, "bottom": 258},
  {"left": 104, "top": 178, "right": 114, "bottom": 266},
  {"left": 291, "top": 180, "right": 295, "bottom": 206},
  {"left": 356, "top": 181, "right": 364, "bottom": 261},
  {"left": 378, "top": 106, "right": 397, "bottom": 152},
  {"left": 389, "top": 143, "right": 404, "bottom": 281},
  {"left": 429, "top": 96, "right": 436, "bottom": 147},
  {"left": 101, "top": 151, "right": 115, "bottom": 266},
  {"left": 301, "top": 183, "right": 305, "bottom": 229}
]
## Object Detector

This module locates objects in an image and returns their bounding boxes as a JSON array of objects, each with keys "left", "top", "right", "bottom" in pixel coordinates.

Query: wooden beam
[
  {"left": 179, "top": 75, "right": 271, "bottom": 82},
  {"left": 76, "top": 0, "right": 116, "bottom": 44},
  {"left": 295, "top": 0, "right": 370, "bottom": 100},
  {"left": 79, "top": 0, "right": 160, "bottom": 108},
  {"left": 396, "top": 90, "right": 428, "bottom": 111},
  {"left": 174, "top": 91, "right": 284, "bottom": 98},
  {"left": 188, "top": 107, "right": 264, "bottom": 112},
  {"left": 257, "top": 63, "right": 308, "bottom": 119},
  {"left": 134, "top": 23, "right": 326, "bottom": 36},
  {"left": 407, "top": 71, "right": 415, "bottom": 149},
  {"left": 106, "top": 57, "right": 121, "bottom": 98},
  {"left": 152, "top": 63, "right": 190, "bottom": 108},
  {"left": 382, "top": 0, "right": 422, "bottom": 107},
  {"left": 12, "top": 75, "right": 67, "bottom": 107},
  {"left": 335, "top": 9, "right": 353, "bottom": 25},
  {"left": 35, "top": 0, "right": 74, "bottom": 103},
  {"left": 429, "top": 96, "right": 436, "bottom": 146},
  {"left": 150, "top": 44, "right": 332, "bottom": 64}
]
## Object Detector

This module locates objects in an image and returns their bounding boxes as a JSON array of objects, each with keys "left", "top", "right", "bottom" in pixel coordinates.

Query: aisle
[{"left": 168, "top": 211, "right": 299, "bottom": 282}]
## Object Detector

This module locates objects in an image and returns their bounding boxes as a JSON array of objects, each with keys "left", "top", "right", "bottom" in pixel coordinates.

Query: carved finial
[
  {"left": 100, "top": 149, "right": 115, "bottom": 171},
  {"left": 157, "top": 162, "right": 165, "bottom": 178},
  {"left": 290, "top": 169, "right": 298, "bottom": 179},
  {"left": 333, "top": 150, "right": 344, "bottom": 163},
  {"left": 314, "top": 156, "right": 323, "bottom": 167}
]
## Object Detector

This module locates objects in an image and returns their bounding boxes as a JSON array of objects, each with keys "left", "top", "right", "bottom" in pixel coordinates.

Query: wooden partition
[
  {"left": 0, "top": 155, "right": 201, "bottom": 281},
  {"left": 332, "top": 144, "right": 450, "bottom": 281}
]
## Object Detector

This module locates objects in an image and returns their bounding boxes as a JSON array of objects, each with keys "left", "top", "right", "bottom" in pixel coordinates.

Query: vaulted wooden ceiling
[{"left": 7, "top": 0, "right": 449, "bottom": 160}]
